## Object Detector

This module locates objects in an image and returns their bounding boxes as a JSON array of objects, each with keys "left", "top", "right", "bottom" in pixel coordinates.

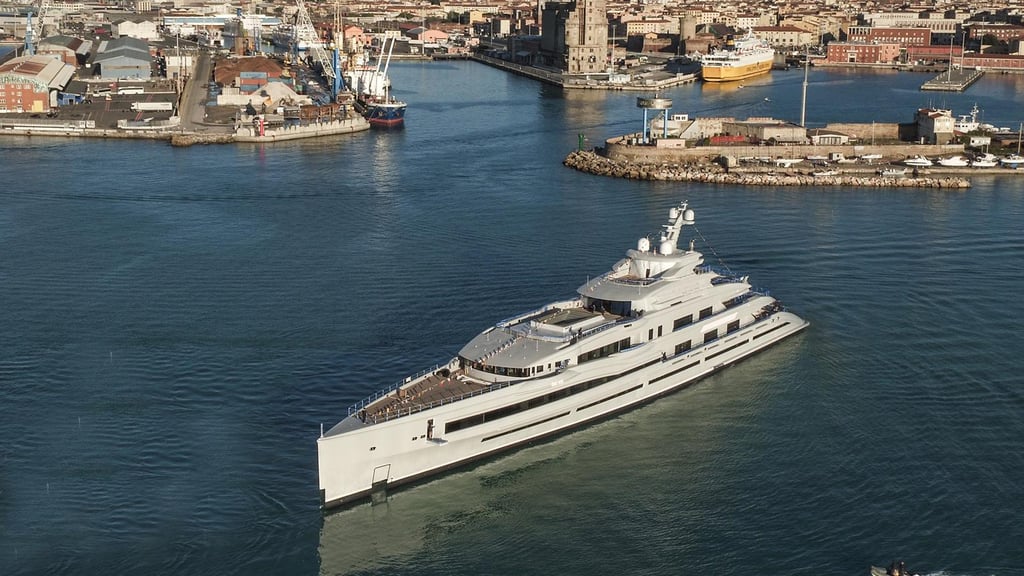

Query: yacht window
[
  {"left": 577, "top": 338, "right": 631, "bottom": 365},
  {"left": 537, "top": 365, "right": 543, "bottom": 373},
  {"left": 444, "top": 356, "right": 663, "bottom": 435},
  {"left": 658, "top": 326, "right": 663, "bottom": 337},
  {"left": 727, "top": 320, "right": 740, "bottom": 333},
  {"left": 704, "top": 330, "right": 718, "bottom": 343},
  {"left": 675, "top": 340, "right": 691, "bottom": 354},
  {"left": 648, "top": 329, "right": 654, "bottom": 340},
  {"left": 699, "top": 306, "right": 713, "bottom": 319},
  {"left": 673, "top": 314, "right": 693, "bottom": 330}
]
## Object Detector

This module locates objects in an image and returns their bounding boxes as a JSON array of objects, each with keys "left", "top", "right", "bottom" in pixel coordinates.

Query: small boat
[
  {"left": 860, "top": 153, "right": 883, "bottom": 163},
  {"left": 812, "top": 169, "right": 839, "bottom": 177},
  {"left": 878, "top": 167, "right": 906, "bottom": 177},
  {"left": 1000, "top": 153, "right": 1024, "bottom": 166},
  {"left": 971, "top": 156, "right": 998, "bottom": 167},
  {"left": 805, "top": 154, "right": 828, "bottom": 161},
  {"left": 937, "top": 155, "right": 970, "bottom": 167},
  {"left": 774, "top": 158, "right": 803, "bottom": 167},
  {"left": 902, "top": 156, "right": 933, "bottom": 167},
  {"left": 870, "top": 560, "right": 918, "bottom": 576}
]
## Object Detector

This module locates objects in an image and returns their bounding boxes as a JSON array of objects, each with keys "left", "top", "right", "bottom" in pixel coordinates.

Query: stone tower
[{"left": 564, "top": 0, "right": 608, "bottom": 74}]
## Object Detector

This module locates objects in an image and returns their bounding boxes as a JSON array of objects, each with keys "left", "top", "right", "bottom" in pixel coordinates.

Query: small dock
[{"left": 921, "top": 68, "right": 984, "bottom": 92}]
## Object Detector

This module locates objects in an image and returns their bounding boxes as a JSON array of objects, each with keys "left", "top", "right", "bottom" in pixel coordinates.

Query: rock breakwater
[
  {"left": 564, "top": 150, "right": 971, "bottom": 189},
  {"left": 170, "top": 133, "right": 236, "bottom": 147}
]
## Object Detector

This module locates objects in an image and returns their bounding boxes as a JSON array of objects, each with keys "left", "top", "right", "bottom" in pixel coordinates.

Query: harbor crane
[
  {"left": 23, "top": 0, "right": 53, "bottom": 55},
  {"left": 293, "top": 0, "right": 335, "bottom": 83}
]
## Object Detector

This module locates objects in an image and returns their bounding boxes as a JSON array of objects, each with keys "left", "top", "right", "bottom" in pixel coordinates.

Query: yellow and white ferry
[{"left": 699, "top": 32, "right": 774, "bottom": 83}]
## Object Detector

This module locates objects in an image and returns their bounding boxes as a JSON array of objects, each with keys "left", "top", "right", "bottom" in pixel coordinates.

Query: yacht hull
[{"left": 318, "top": 311, "right": 807, "bottom": 509}]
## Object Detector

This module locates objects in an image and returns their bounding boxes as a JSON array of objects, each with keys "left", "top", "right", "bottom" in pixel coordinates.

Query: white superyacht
[{"left": 318, "top": 202, "right": 808, "bottom": 508}]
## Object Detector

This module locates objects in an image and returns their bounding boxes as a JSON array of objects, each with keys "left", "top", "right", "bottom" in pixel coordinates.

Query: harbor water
[{"left": 2, "top": 64, "right": 1023, "bottom": 576}]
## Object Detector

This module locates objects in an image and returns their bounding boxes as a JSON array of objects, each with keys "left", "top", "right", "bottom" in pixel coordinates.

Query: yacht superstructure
[{"left": 317, "top": 202, "right": 808, "bottom": 508}]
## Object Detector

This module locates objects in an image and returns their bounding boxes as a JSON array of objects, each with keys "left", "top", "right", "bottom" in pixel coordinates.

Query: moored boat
[
  {"left": 1000, "top": 153, "right": 1024, "bottom": 166},
  {"left": 699, "top": 31, "right": 774, "bottom": 83},
  {"left": 902, "top": 156, "right": 933, "bottom": 167},
  {"left": 360, "top": 99, "right": 406, "bottom": 127},
  {"left": 351, "top": 38, "right": 406, "bottom": 128},
  {"left": 937, "top": 155, "right": 969, "bottom": 167},
  {"left": 878, "top": 167, "right": 907, "bottom": 177},
  {"left": 317, "top": 201, "right": 808, "bottom": 508}
]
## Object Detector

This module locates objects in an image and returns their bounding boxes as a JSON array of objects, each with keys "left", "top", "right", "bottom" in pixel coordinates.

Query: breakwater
[{"left": 563, "top": 150, "right": 971, "bottom": 189}]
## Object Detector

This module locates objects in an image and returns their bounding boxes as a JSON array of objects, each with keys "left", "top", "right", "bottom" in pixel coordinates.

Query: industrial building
[
  {"left": 0, "top": 54, "right": 75, "bottom": 113},
  {"left": 92, "top": 36, "right": 151, "bottom": 80},
  {"left": 37, "top": 35, "right": 91, "bottom": 67}
]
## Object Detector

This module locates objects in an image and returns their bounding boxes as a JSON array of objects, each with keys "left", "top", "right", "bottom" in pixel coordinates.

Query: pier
[
  {"left": 921, "top": 68, "right": 984, "bottom": 91},
  {"left": 470, "top": 54, "right": 700, "bottom": 91}
]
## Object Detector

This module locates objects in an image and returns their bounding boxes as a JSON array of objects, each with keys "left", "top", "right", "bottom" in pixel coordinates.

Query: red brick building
[
  {"left": 847, "top": 26, "right": 931, "bottom": 46},
  {"left": 967, "top": 24, "right": 1024, "bottom": 42},
  {"left": 825, "top": 42, "right": 901, "bottom": 64},
  {"left": 961, "top": 53, "right": 1024, "bottom": 71},
  {"left": 0, "top": 55, "right": 75, "bottom": 113},
  {"left": 905, "top": 45, "right": 964, "bottom": 62}
]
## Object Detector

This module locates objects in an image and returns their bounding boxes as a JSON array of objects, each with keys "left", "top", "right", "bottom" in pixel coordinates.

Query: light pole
[{"left": 800, "top": 43, "right": 809, "bottom": 127}]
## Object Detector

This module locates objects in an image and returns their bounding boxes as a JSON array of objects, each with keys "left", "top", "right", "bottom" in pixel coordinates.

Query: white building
[{"left": 114, "top": 17, "right": 159, "bottom": 40}]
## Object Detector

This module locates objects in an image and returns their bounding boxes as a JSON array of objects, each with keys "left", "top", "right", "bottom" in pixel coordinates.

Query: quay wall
[
  {"left": 233, "top": 118, "right": 370, "bottom": 143},
  {"left": 823, "top": 122, "right": 900, "bottom": 140}
]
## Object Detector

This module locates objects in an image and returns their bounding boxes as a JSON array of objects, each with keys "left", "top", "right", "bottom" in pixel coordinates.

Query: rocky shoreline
[{"left": 564, "top": 149, "right": 972, "bottom": 189}]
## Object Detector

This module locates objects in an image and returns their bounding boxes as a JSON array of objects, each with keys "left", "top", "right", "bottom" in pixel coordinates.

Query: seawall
[{"left": 563, "top": 150, "right": 970, "bottom": 189}]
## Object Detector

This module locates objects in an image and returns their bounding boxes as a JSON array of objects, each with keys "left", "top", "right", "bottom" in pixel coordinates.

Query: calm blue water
[{"left": 2, "top": 64, "right": 1023, "bottom": 576}]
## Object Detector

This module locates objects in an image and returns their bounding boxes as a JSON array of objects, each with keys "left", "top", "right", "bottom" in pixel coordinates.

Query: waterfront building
[
  {"left": 905, "top": 44, "right": 963, "bottom": 63},
  {"left": 0, "top": 54, "right": 75, "bottom": 113},
  {"left": 862, "top": 12, "right": 960, "bottom": 37},
  {"left": 807, "top": 128, "right": 850, "bottom": 146},
  {"left": 847, "top": 26, "right": 931, "bottom": 46},
  {"left": 915, "top": 108, "right": 955, "bottom": 145},
  {"left": 825, "top": 41, "right": 901, "bottom": 65},
  {"left": 751, "top": 25, "right": 813, "bottom": 48},
  {"left": 722, "top": 117, "right": 806, "bottom": 144},
  {"left": 960, "top": 53, "right": 1024, "bottom": 71},
  {"left": 540, "top": 0, "right": 608, "bottom": 74},
  {"left": 966, "top": 23, "right": 1024, "bottom": 43}
]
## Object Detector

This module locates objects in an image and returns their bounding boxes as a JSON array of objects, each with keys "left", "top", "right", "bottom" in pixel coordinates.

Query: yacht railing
[
  {"left": 357, "top": 371, "right": 566, "bottom": 424},
  {"left": 495, "top": 298, "right": 581, "bottom": 328},
  {"left": 346, "top": 360, "right": 453, "bottom": 417}
]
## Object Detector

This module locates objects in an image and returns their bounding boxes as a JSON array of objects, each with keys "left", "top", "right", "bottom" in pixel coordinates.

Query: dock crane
[
  {"left": 23, "top": 0, "right": 53, "bottom": 56},
  {"left": 293, "top": 0, "right": 334, "bottom": 82}
]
